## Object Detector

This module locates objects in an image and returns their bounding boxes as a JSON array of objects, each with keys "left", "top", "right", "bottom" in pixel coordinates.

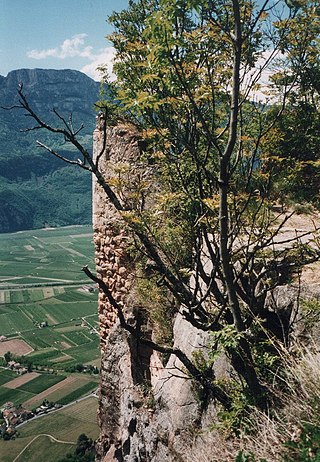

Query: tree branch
[{"left": 81, "top": 265, "right": 231, "bottom": 409}]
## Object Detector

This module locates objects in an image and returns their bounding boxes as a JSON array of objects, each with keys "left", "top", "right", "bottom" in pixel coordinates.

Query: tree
[
  {"left": 261, "top": 0, "right": 320, "bottom": 204},
  {"left": 4, "top": 0, "right": 320, "bottom": 412},
  {"left": 102, "top": 0, "right": 320, "bottom": 404},
  {"left": 4, "top": 351, "right": 12, "bottom": 365},
  {"left": 57, "top": 434, "right": 95, "bottom": 462},
  {"left": 262, "top": 100, "right": 320, "bottom": 204}
]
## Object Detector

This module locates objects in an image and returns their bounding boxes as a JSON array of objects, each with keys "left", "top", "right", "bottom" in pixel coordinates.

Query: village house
[
  {"left": 7, "top": 361, "right": 28, "bottom": 374},
  {"left": 1, "top": 402, "right": 33, "bottom": 433}
]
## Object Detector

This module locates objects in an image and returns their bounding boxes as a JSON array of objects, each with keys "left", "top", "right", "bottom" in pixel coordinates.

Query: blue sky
[{"left": 0, "top": 0, "right": 129, "bottom": 81}]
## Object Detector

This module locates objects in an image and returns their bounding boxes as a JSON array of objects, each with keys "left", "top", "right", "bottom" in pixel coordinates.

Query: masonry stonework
[
  {"left": 92, "top": 119, "right": 143, "bottom": 345},
  {"left": 92, "top": 120, "right": 225, "bottom": 462}
]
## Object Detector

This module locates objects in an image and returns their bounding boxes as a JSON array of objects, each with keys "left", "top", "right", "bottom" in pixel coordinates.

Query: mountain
[{"left": 0, "top": 68, "right": 100, "bottom": 233}]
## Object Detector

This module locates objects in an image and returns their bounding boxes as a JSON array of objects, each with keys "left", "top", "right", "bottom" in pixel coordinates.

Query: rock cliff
[
  {"left": 92, "top": 122, "right": 239, "bottom": 461},
  {"left": 92, "top": 121, "right": 320, "bottom": 462},
  {"left": 0, "top": 68, "right": 99, "bottom": 116}
]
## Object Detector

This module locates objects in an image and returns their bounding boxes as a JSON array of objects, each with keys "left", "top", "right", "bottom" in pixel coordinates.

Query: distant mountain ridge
[
  {"left": 0, "top": 68, "right": 100, "bottom": 233},
  {"left": 1, "top": 68, "right": 99, "bottom": 115}
]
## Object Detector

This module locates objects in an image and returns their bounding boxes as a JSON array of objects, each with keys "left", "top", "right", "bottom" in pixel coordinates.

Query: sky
[{"left": 0, "top": 0, "right": 130, "bottom": 81}]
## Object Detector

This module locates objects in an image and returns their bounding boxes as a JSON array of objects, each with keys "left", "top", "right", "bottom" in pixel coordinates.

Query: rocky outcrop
[
  {"left": 92, "top": 122, "right": 140, "bottom": 345},
  {"left": 92, "top": 121, "right": 320, "bottom": 462},
  {"left": 92, "top": 121, "right": 210, "bottom": 461},
  {"left": 0, "top": 68, "right": 99, "bottom": 116}
]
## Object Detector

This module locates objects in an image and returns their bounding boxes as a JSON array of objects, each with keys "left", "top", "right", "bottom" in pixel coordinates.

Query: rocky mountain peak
[{"left": 0, "top": 68, "right": 100, "bottom": 116}]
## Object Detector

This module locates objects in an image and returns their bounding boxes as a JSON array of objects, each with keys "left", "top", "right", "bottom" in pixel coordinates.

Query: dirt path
[{"left": 13, "top": 434, "right": 75, "bottom": 462}]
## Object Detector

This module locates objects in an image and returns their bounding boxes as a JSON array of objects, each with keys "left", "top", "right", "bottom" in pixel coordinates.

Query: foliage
[
  {"left": 99, "top": 0, "right": 320, "bottom": 412},
  {"left": 0, "top": 166, "right": 92, "bottom": 232},
  {"left": 235, "top": 451, "right": 267, "bottom": 462},
  {"left": 262, "top": 0, "right": 320, "bottom": 204},
  {"left": 135, "top": 273, "right": 176, "bottom": 346},
  {"left": 6, "top": 0, "right": 320, "bottom": 419},
  {"left": 284, "top": 422, "right": 320, "bottom": 462},
  {"left": 57, "top": 433, "right": 95, "bottom": 462},
  {"left": 262, "top": 102, "right": 320, "bottom": 205}
]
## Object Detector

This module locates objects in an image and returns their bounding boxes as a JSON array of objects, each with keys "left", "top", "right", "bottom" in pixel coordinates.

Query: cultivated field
[
  {"left": 0, "top": 226, "right": 100, "bottom": 409},
  {"left": 0, "top": 369, "right": 18, "bottom": 385},
  {"left": 2, "top": 372, "right": 39, "bottom": 389},
  {"left": 0, "top": 225, "right": 94, "bottom": 288},
  {"left": 0, "top": 226, "right": 100, "bottom": 373},
  {"left": 0, "top": 396, "right": 99, "bottom": 462},
  {"left": 0, "top": 340, "right": 33, "bottom": 357},
  {"left": 21, "top": 374, "right": 98, "bottom": 408}
]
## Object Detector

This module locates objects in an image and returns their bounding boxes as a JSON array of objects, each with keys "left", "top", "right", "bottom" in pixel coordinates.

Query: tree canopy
[{"left": 7, "top": 0, "right": 320, "bottom": 414}]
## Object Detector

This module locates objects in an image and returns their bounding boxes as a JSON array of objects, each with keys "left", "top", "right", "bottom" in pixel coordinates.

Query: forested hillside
[{"left": 0, "top": 69, "right": 99, "bottom": 232}]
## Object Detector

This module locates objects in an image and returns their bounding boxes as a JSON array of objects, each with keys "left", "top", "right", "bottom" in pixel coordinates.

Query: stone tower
[{"left": 92, "top": 119, "right": 220, "bottom": 462}]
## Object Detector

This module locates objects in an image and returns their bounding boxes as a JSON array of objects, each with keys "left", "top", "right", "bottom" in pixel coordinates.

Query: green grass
[{"left": 18, "top": 374, "right": 65, "bottom": 394}]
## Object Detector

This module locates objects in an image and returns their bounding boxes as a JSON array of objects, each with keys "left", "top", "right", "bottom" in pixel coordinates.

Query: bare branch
[
  {"left": 36, "top": 141, "right": 91, "bottom": 171},
  {"left": 81, "top": 265, "right": 232, "bottom": 409}
]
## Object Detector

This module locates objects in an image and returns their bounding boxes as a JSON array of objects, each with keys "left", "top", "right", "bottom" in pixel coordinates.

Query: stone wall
[
  {"left": 92, "top": 119, "right": 216, "bottom": 461},
  {"left": 92, "top": 120, "right": 142, "bottom": 345}
]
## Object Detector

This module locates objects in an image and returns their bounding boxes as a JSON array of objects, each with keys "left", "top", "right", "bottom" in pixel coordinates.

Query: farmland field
[
  {"left": 0, "top": 226, "right": 100, "bottom": 412},
  {"left": 56, "top": 381, "right": 98, "bottom": 405},
  {"left": 21, "top": 374, "right": 98, "bottom": 409},
  {"left": 0, "top": 369, "right": 19, "bottom": 385},
  {"left": 0, "top": 396, "right": 99, "bottom": 462},
  {"left": 17, "top": 373, "right": 66, "bottom": 394},
  {"left": 0, "top": 225, "right": 94, "bottom": 286},
  {"left": 0, "top": 339, "right": 33, "bottom": 356},
  {"left": 2, "top": 372, "right": 39, "bottom": 389},
  {"left": 0, "top": 371, "right": 98, "bottom": 409},
  {"left": 0, "top": 387, "right": 34, "bottom": 406}
]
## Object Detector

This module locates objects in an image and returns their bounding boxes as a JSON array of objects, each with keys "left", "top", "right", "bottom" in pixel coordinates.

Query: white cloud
[
  {"left": 243, "top": 49, "right": 287, "bottom": 103},
  {"left": 27, "top": 34, "right": 92, "bottom": 60},
  {"left": 27, "top": 34, "right": 115, "bottom": 82},
  {"left": 80, "top": 47, "right": 115, "bottom": 81}
]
